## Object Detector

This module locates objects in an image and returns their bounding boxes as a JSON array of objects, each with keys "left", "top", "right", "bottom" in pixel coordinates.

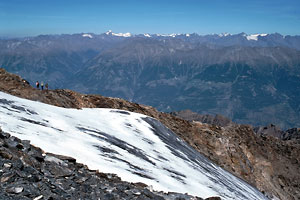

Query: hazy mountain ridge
[
  {"left": 1, "top": 32, "right": 300, "bottom": 128},
  {"left": 73, "top": 40, "right": 300, "bottom": 129}
]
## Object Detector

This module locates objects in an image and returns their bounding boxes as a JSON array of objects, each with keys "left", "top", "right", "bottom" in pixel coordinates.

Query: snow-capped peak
[
  {"left": 113, "top": 32, "right": 132, "bottom": 37},
  {"left": 156, "top": 33, "right": 179, "bottom": 37},
  {"left": 82, "top": 33, "right": 93, "bottom": 38},
  {"left": 144, "top": 33, "right": 151, "bottom": 38},
  {"left": 246, "top": 33, "right": 268, "bottom": 41},
  {"left": 106, "top": 30, "right": 113, "bottom": 35},
  {"left": 105, "top": 30, "right": 132, "bottom": 37},
  {"left": 219, "top": 33, "right": 231, "bottom": 37},
  {"left": 186, "top": 33, "right": 190, "bottom": 37}
]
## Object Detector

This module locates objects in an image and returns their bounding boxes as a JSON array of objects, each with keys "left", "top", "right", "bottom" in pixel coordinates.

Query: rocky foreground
[
  {"left": 1, "top": 68, "right": 300, "bottom": 199},
  {"left": 0, "top": 128, "right": 222, "bottom": 200}
]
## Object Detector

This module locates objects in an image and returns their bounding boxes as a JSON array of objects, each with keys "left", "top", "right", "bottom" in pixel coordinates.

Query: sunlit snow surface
[
  {"left": 0, "top": 92, "right": 267, "bottom": 200},
  {"left": 82, "top": 33, "right": 93, "bottom": 38},
  {"left": 246, "top": 33, "right": 268, "bottom": 41}
]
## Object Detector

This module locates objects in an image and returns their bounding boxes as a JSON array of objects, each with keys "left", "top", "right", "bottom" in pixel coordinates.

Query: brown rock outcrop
[{"left": 170, "top": 110, "right": 234, "bottom": 127}]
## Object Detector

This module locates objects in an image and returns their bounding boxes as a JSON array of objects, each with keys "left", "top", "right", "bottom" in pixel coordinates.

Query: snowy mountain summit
[
  {"left": 106, "top": 30, "right": 132, "bottom": 37},
  {"left": 102, "top": 31, "right": 272, "bottom": 40},
  {"left": 0, "top": 91, "right": 267, "bottom": 200},
  {"left": 246, "top": 33, "right": 268, "bottom": 41}
]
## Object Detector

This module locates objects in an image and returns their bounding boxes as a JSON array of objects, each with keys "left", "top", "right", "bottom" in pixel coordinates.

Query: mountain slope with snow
[
  {"left": 246, "top": 33, "right": 268, "bottom": 41},
  {"left": 0, "top": 91, "right": 267, "bottom": 200}
]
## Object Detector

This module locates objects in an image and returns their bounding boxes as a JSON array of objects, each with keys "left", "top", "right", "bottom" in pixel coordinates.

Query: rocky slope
[
  {"left": 170, "top": 110, "right": 235, "bottom": 127},
  {"left": 1, "top": 128, "right": 216, "bottom": 200},
  {"left": 1, "top": 68, "right": 300, "bottom": 199},
  {"left": 171, "top": 110, "right": 300, "bottom": 142}
]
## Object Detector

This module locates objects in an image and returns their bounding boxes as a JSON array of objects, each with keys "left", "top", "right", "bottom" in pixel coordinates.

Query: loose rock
[{"left": 0, "top": 128, "right": 208, "bottom": 200}]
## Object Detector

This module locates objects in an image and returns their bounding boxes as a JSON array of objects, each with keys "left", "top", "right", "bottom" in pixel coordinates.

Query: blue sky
[{"left": 1, "top": 0, "right": 299, "bottom": 37}]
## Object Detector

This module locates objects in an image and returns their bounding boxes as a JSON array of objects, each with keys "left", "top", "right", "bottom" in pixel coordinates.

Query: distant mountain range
[{"left": 1, "top": 31, "right": 300, "bottom": 129}]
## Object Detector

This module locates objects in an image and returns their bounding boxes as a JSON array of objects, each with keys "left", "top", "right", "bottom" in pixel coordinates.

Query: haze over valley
[{"left": 1, "top": 31, "right": 300, "bottom": 129}]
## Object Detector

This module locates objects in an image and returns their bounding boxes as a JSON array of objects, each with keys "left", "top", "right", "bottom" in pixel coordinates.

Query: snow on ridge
[
  {"left": 155, "top": 33, "right": 192, "bottom": 38},
  {"left": 246, "top": 33, "right": 268, "bottom": 41},
  {"left": 156, "top": 33, "right": 179, "bottom": 37},
  {"left": 106, "top": 30, "right": 113, "bottom": 35},
  {"left": 112, "top": 32, "right": 132, "bottom": 37},
  {"left": 105, "top": 30, "right": 132, "bottom": 37},
  {"left": 0, "top": 91, "right": 268, "bottom": 200},
  {"left": 82, "top": 33, "right": 93, "bottom": 38},
  {"left": 218, "top": 33, "right": 231, "bottom": 37},
  {"left": 104, "top": 31, "right": 193, "bottom": 38},
  {"left": 103, "top": 31, "right": 192, "bottom": 38}
]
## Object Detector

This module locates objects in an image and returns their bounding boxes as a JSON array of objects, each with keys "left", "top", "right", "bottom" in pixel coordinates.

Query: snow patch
[
  {"left": 156, "top": 33, "right": 178, "bottom": 37},
  {"left": 106, "top": 30, "right": 132, "bottom": 37},
  {"left": 219, "top": 33, "right": 231, "bottom": 37},
  {"left": 144, "top": 33, "right": 151, "bottom": 38},
  {"left": 246, "top": 34, "right": 268, "bottom": 41},
  {"left": 82, "top": 34, "right": 93, "bottom": 38},
  {"left": 112, "top": 32, "right": 132, "bottom": 37},
  {"left": 106, "top": 30, "right": 113, "bottom": 35},
  {"left": 0, "top": 91, "right": 268, "bottom": 200}
]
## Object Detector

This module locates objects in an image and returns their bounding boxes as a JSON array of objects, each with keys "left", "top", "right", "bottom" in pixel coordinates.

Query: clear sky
[{"left": 1, "top": 0, "right": 300, "bottom": 37}]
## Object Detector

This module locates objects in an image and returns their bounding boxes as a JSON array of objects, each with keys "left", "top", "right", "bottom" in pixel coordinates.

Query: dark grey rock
[
  {"left": 28, "top": 148, "right": 45, "bottom": 162},
  {"left": 282, "top": 128, "right": 300, "bottom": 141},
  {"left": 5, "top": 137, "right": 20, "bottom": 148},
  {"left": 254, "top": 124, "right": 284, "bottom": 138},
  {"left": 0, "top": 127, "right": 215, "bottom": 200},
  {"left": 6, "top": 186, "right": 24, "bottom": 194},
  {"left": 0, "top": 128, "right": 10, "bottom": 138}
]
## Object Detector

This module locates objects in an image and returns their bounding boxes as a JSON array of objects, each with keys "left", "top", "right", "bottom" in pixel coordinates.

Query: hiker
[
  {"left": 36, "top": 81, "right": 39, "bottom": 89},
  {"left": 41, "top": 81, "right": 44, "bottom": 90},
  {"left": 45, "top": 83, "right": 48, "bottom": 90}
]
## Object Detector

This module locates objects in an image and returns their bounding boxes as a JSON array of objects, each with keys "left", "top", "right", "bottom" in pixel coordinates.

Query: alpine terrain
[
  {"left": 0, "top": 70, "right": 269, "bottom": 199},
  {"left": 1, "top": 32, "right": 300, "bottom": 129},
  {"left": 0, "top": 69, "right": 300, "bottom": 200}
]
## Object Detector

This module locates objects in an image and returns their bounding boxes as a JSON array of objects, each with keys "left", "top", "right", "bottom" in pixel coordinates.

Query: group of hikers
[{"left": 35, "top": 81, "right": 48, "bottom": 90}]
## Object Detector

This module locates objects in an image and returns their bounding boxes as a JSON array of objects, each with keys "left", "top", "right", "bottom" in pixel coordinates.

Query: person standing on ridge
[
  {"left": 45, "top": 83, "right": 48, "bottom": 90},
  {"left": 41, "top": 81, "right": 44, "bottom": 90},
  {"left": 36, "top": 81, "right": 39, "bottom": 89}
]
